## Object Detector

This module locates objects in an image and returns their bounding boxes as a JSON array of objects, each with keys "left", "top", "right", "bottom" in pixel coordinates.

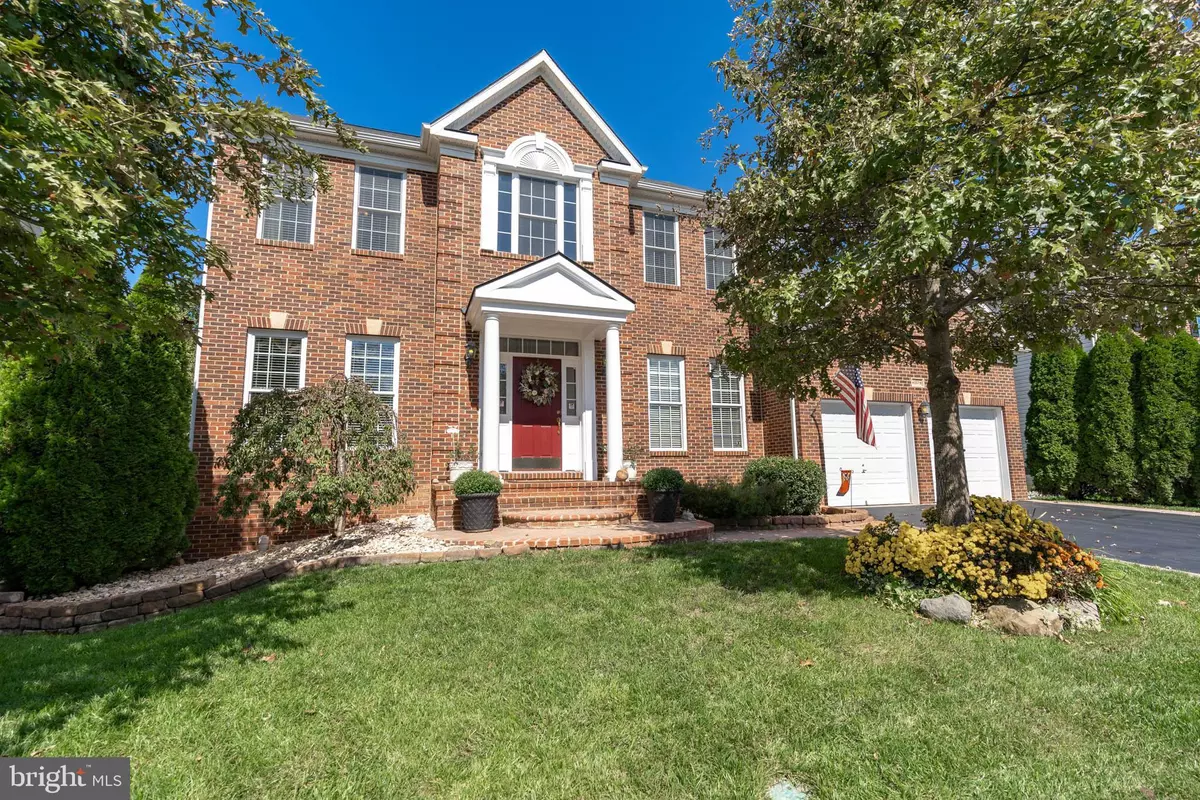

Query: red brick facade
[{"left": 188, "top": 55, "right": 1026, "bottom": 558}]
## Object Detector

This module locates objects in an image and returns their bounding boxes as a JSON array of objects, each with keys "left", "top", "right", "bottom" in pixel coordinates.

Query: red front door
[{"left": 511, "top": 357, "right": 562, "bottom": 470}]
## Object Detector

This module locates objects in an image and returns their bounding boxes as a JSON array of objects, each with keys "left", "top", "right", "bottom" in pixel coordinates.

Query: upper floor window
[
  {"left": 644, "top": 212, "right": 678, "bottom": 285},
  {"left": 244, "top": 330, "right": 306, "bottom": 404},
  {"left": 497, "top": 172, "right": 577, "bottom": 259},
  {"left": 709, "top": 361, "right": 746, "bottom": 451},
  {"left": 258, "top": 167, "right": 315, "bottom": 244},
  {"left": 705, "top": 228, "right": 734, "bottom": 290},
  {"left": 354, "top": 167, "right": 406, "bottom": 254}
]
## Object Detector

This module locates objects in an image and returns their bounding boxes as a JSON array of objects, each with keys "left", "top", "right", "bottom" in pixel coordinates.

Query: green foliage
[
  {"left": 1076, "top": 332, "right": 1138, "bottom": 501},
  {"left": 218, "top": 379, "right": 415, "bottom": 536},
  {"left": 741, "top": 457, "right": 826, "bottom": 515},
  {"left": 0, "top": 0, "right": 358, "bottom": 360},
  {"left": 1131, "top": 336, "right": 1195, "bottom": 504},
  {"left": 453, "top": 471, "right": 502, "bottom": 497},
  {"left": 707, "top": 0, "right": 1200, "bottom": 522},
  {"left": 0, "top": 332, "right": 197, "bottom": 595},
  {"left": 681, "top": 479, "right": 782, "bottom": 520},
  {"left": 1026, "top": 346, "right": 1083, "bottom": 495},
  {"left": 1171, "top": 333, "right": 1200, "bottom": 501},
  {"left": 1085, "top": 561, "right": 1139, "bottom": 625},
  {"left": 641, "top": 468, "right": 685, "bottom": 493}
]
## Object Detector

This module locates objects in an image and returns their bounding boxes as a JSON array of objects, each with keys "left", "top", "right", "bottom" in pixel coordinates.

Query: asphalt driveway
[{"left": 867, "top": 501, "right": 1200, "bottom": 574}]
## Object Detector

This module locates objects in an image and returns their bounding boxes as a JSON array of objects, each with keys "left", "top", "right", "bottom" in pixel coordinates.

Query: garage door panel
[
  {"left": 821, "top": 402, "right": 914, "bottom": 506},
  {"left": 960, "top": 407, "right": 1008, "bottom": 499}
]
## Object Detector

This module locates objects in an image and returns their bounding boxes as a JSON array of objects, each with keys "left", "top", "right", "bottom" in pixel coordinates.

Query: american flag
[{"left": 834, "top": 364, "right": 876, "bottom": 447}]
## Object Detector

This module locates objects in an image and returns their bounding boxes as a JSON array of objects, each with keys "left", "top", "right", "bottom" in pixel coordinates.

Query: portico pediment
[{"left": 466, "top": 254, "right": 634, "bottom": 329}]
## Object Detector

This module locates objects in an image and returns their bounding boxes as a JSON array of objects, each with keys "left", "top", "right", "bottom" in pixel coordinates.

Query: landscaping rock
[
  {"left": 1054, "top": 599, "right": 1101, "bottom": 632},
  {"left": 985, "top": 605, "right": 1064, "bottom": 637},
  {"left": 918, "top": 594, "right": 973, "bottom": 624},
  {"left": 0, "top": 591, "right": 24, "bottom": 605}
]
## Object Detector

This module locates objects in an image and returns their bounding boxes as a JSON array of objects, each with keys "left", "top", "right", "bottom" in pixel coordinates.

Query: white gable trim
[
  {"left": 466, "top": 254, "right": 635, "bottom": 329},
  {"left": 428, "top": 51, "right": 644, "bottom": 171}
]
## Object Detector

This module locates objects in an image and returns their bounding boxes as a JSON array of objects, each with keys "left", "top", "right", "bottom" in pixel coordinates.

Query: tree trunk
[{"left": 925, "top": 318, "right": 974, "bottom": 526}]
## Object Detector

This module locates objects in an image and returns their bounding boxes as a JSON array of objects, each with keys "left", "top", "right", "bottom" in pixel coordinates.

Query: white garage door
[
  {"left": 961, "top": 406, "right": 1010, "bottom": 499},
  {"left": 821, "top": 401, "right": 916, "bottom": 507},
  {"left": 927, "top": 406, "right": 1012, "bottom": 500}
]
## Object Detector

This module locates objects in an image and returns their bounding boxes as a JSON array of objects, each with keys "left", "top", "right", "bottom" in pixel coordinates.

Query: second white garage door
[
  {"left": 927, "top": 406, "right": 1012, "bottom": 500},
  {"left": 821, "top": 401, "right": 917, "bottom": 507}
]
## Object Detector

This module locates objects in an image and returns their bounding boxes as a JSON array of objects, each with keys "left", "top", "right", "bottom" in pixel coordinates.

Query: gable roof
[{"left": 428, "top": 51, "right": 644, "bottom": 171}]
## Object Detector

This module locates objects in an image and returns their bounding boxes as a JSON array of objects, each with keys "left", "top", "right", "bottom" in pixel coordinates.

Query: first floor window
[
  {"left": 644, "top": 212, "right": 678, "bottom": 285},
  {"left": 355, "top": 167, "right": 406, "bottom": 253},
  {"left": 246, "top": 332, "right": 306, "bottom": 403},
  {"left": 648, "top": 355, "right": 685, "bottom": 450},
  {"left": 709, "top": 361, "right": 746, "bottom": 450},
  {"left": 704, "top": 228, "right": 734, "bottom": 290},
  {"left": 347, "top": 338, "right": 399, "bottom": 444}
]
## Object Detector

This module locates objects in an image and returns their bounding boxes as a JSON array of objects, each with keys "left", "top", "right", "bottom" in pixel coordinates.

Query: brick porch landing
[{"left": 430, "top": 519, "right": 713, "bottom": 549}]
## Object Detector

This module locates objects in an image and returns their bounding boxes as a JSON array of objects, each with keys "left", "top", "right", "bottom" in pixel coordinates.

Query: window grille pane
[
  {"left": 250, "top": 335, "right": 304, "bottom": 395},
  {"left": 499, "top": 363, "right": 507, "bottom": 416},
  {"left": 261, "top": 199, "right": 313, "bottom": 243},
  {"left": 347, "top": 340, "right": 396, "bottom": 405},
  {"left": 644, "top": 213, "right": 677, "bottom": 284},
  {"left": 356, "top": 208, "right": 403, "bottom": 253},
  {"left": 709, "top": 361, "right": 745, "bottom": 449},
  {"left": 566, "top": 342, "right": 579, "bottom": 357},
  {"left": 518, "top": 177, "right": 557, "bottom": 256},
  {"left": 563, "top": 183, "right": 577, "bottom": 260},
  {"left": 705, "top": 228, "right": 735, "bottom": 290},
  {"left": 358, "top": 168, "right": 404, "bottom": 212},
  {"left": 497, "top": 172, "right": 513, "bottom": 252}
]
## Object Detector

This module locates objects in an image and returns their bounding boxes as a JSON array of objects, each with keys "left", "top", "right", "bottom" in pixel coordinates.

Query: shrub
[
  {"left": 1132, "top": 335, "right": 1194, "bottom": 504},
  {"left": 1025, "top": 345, "right": 1083, "bottom": 495},
  {"left": 845, "top": 503, "right": 1102, "bottom": 602},
  {"left": 681, "top": 479, "right": 781, "bottom": 520},
  {"left": 0, "top": 333, "right": 198, "bottom": 595},
  {"left": 642, "top": 467, "right": 684, "bottom": 493},
  {"left": 1170, "top": 332, "right": 1200, "bottom": 502},
  {"left": 741, "top": 457, "right": 825, "bottom": 515},
  {"left": 219, "top": 378, "right": 416, "bottom": 536},
  {"left": 1075, "top": 331, "right": 1138, "bottom": 500},
  {"left": 454, "top": 470, "right": 502, "bottom": 496}
]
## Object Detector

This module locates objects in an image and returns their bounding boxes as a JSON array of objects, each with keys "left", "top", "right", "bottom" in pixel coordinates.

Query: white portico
[{"left": 465, "top": 254, "right": 635, "bottom": 480}]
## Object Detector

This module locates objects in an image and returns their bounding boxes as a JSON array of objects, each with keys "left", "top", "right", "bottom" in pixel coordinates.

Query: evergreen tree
[
  {"left": 1075, "top": 332, "right": 1138, "bottom": 500},
  {"left": 1171, "top": 332, "right": 1200, "bottom": 503},
  {"left": 1132, "top": 335, "right": 1193, "bottom": 503},
  {"left": 1026, "top": 346, "right": 1083, "bottom": 495}
]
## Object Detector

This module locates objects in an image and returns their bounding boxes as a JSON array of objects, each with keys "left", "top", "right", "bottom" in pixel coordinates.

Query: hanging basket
[{"left": 519, "top": 361, "right": 559, "bottom": 406}]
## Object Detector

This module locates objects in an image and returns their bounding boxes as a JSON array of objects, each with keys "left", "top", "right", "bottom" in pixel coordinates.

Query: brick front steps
[
  {"left": 432, "top": 519, "right": 714, "bottom": 549},
  {"left": 433, "top": 478, "right": 644, "bottom": 530},
  {"left": 501, "top": 507, "right": 632, "bottom": 528}
]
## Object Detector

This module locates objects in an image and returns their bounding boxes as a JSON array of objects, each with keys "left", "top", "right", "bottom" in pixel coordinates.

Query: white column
[
  {"left": 605, "top": 324, "right": 623, "bottom": 481},
  {"left": 480, "top": 314, "right": 501, "bottom": 473},
  {"left": 581, "top": 337, "right": 597, "bottom": 480}
]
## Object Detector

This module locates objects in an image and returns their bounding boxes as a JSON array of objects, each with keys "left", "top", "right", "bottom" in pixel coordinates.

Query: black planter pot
[
  {"left": 458, "top": 493, "right": 499, "bottom": 532},
  {"left": 646, "top": 490, "right": 681, "bottom": 523}
]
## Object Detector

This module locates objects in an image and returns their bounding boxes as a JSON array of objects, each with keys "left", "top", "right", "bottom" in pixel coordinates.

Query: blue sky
[{"left": 189, "top": 0, "right": 743, "bottom": 234}]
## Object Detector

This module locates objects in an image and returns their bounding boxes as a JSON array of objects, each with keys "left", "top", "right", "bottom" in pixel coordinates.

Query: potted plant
[
  {"left": 642, "top": 467, "right": 684, "bottom": 522},
  {"left": 454, "top": 470, "right": 502, "bottom": 532},
  {"left": 623, "top": 444, "right": 647, "bottom": 481},
  {"left": 446, "top": 426, "right": 476, "bottom": 482}
]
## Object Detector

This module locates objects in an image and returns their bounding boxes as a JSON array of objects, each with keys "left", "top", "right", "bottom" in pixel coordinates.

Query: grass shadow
[
  {"left": 0, "top": 571, "right": 349, "bottom": 755},
  {"left": 641, "top": 537, "right": 859, "bottom": 598}
]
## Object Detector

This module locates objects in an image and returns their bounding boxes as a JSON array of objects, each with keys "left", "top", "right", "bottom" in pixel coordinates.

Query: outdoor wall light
[
  {"left": 918, "top": 401, "right": 931, "bottom": 423},
  {"left": 465, "top": 341, "right": 478, "bottom": 365}
]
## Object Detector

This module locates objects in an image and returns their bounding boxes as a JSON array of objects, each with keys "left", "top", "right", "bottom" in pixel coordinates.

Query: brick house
[{"left": 188, "top": 51, "right": 1027, "bottom": 558}]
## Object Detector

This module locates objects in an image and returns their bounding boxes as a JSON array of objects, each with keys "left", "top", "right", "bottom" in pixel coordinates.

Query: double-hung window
[
  {"left": 704, "top": 228, "right": 735, "bottom": 290},
  {"left": 244, "top": 331, "right": 306, "bottom": 404},
  {"left": 644, "top": 212, "right": 678, "bottom": 285},
  {"left": 259, "top": 167, "right": 316, "bottom": 244},
  {"left": 709, "top": 361, "right": 746, "bottom": 450},
  {"left": 354, "top": 167, "right": 406, "bottom": 253},
  {"left": 496, "top": 172, "right": 577, "bottom": 259},
  {"left": 647, "top": 355, "right": 685, "bottom": 451},
  {"left": 346, "top": 338, "right": 399, "bottom": 444}
]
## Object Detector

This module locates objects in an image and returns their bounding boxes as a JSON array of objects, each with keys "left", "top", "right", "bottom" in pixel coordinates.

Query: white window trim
[
  {"left": 709, "top": 362, "right": 748, "bottom": 452},
  {"left": 343, "top": 336, "right": 401, "bottom": 415},
  {"left": 351, "top": 166, "right": 407, "bottom": 255},
  {"left": 704, "top": 227, "right": 736, "bottom": 291},
  {"left": 242, "top": 329, "right": 307, "bottom": 406},
  {"left": 256, "top": 169, "right": 317, "bottom": 245},
  {"left": 480, "top": 134, "right": 594, "bottom": 260},
  {"left": 643, "top": 211, "right": 680, "bottom": 286},
  {"left": 647, "top": 355, "right": 687, "bottom": 452}
]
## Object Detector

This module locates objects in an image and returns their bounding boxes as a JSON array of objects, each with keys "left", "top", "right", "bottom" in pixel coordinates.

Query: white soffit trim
[
  {"left": 466, "top": 253, "right": 635, "bottom": 329},
  {"left": 429, "top": 51, "right": 644, "bottom": 171}
]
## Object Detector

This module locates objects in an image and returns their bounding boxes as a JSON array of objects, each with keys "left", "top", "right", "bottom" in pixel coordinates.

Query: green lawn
[{"left": 2, "top": 540, "right": 1198, "bottom": 799}]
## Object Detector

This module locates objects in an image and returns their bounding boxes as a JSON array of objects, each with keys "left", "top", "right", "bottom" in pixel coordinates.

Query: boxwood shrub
[
  {"left": 641, "top": 467, "right": 684, "bottom": 493},
  {"left": 681, "top": 479, "right": 782, "bottom": 520},
  {"left": 741, "top": 457, "right": 826, "bottom": 515},
  {"left": 453, "top": 470, "right": 502, "bottom": 496}
]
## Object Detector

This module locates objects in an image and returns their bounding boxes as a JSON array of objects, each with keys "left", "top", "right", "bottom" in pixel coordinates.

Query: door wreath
[{"left": 519, "top": 361, "right": 559, "bottom": 407}]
